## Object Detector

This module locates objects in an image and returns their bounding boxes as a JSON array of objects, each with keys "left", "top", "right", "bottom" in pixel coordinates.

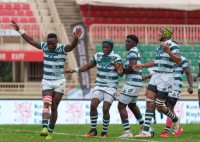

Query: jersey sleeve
[
  {"left": 40, "top": 42, "right": 46, "bottom": 50},
  {"left": 60, "top": 44, "right": 67, "bottom": 54},
  {"left": 181, "top": 59, "right": 189, "bottom": 69},
  {"left": 128, "top": 50, "right": 138, "bottom": 60},
  {"left": 170, "top": 46, "right": 181, "bottom": 55},
  {"left": 91, "top": 53, "right": 97, "bottom": 64},
  {"left": 115, "top": 54, "right": 122, "bottom": 63}
]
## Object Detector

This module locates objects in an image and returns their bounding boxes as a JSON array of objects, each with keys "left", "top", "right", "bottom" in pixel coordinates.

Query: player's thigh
[
  {"left": 104, "top": 93, "right": 115, "bottom": 104},
  {"left": 54, "top": 79, "right": 66, "bottom": 94},
  {"left": 92, "top": 90, "right": 104, "bottom": 102},
  {"left": 166, "top": 96, "right": 178, "bottom": 110},
  {"left": 41, "top": 79, "right": 54, "bottom": 96}
]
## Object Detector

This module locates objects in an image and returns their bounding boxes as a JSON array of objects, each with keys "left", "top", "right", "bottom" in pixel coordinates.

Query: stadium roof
[{"left": 76, "top": 0, "right": 200, "bottom": 11}]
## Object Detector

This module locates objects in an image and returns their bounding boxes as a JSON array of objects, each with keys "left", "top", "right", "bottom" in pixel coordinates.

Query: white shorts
[
  {"left": 168, "top": 91, "right": 180, "bottom": 99},
  {"left": 91, "top": 86, "right": 117, "bottom": 104},
  {"left": 41, "top": 78, "right": 66, "bottom": 94},
  {"left": 149, "top": 73, "right": 173, "bottom": 93},
  {"left": 119, "top": 84, "right": 141, "bottom": 104}
]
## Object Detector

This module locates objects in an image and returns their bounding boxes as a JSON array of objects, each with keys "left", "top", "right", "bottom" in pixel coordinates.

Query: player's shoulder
[
  {"left": 181, "top": 56, "right": 188, "bottom": 62},
  {"left": 129, "top": 47, "right": 139, "bottom": 54},
  {"left": 169, "top": 40, "right": 179, "bottom": 48}
]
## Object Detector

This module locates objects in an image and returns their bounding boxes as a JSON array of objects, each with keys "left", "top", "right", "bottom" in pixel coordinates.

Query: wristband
[
  {"left": 18, "top": 29, "right": 25, "bottom": 35},
  {"left": 74, "top": 68, "right": 79, "bottom": 72}
]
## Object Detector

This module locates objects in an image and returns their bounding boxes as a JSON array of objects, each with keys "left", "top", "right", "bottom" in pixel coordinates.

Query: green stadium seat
[
  {"left": 139, "top": 45, "right": 148, "bottom": 52},
  {"left": 183, "top": 45, "right": 193, "bottom": 51},
  {"left": 143, "top": 52, "right": 151, "bottom": 58},
  {"left": 151, "top": 52, "right": 156, "bottom": 58},
  {"left": 187, "top": 52, "right": 196, "bottom": 59},
  {"left": 194, "top": 66, "right": 199, "bottom": 72},
  {"left": 114, "top": 44, "right": 121, "bottom": 51},
  {"left": 142, "top": 68, "right": 148, "bottom": 73},
  {"left": 193, "top": 45, "right": 200, "bottom": 52},
  {"left": 95, "top": 44, "right": 102, "bottom": 51},
  {"left": 182, "top": 75, "right": 187, "bottom": 81},
  {"left": 191, "top": 60, "right": 198, "bottom": 66},
  {"left": 181, "top": 52, "right": 187, "bottom": 58},
  {"left": 148, "top": 44, "right": 156, "bottom": 51}
]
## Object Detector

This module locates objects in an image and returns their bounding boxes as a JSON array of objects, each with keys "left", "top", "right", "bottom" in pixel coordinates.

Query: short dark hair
[
  {"left": 127, "top": 35, "right": 139, "bottom": 44},
  {"left": 47, "top": 33, "right": 57, "bottom": 39}
]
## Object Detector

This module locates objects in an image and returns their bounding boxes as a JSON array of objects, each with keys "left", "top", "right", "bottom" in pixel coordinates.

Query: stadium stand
[{"left": 0, "top": 0, "right": 199, "bottom": 99}]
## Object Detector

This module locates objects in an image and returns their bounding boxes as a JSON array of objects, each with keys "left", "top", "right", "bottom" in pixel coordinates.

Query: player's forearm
[
  {"left": 142, "top": 60, "right": 154, "bottom": 68},
  {"left": 167, "top": 52, "right": 181, "bottom": 65},
  {"left": 68, "top": 37, "right": 78, "bottom": 51},
  {"left": 186, "top": 72, "right": 193, "bottom": 88}
]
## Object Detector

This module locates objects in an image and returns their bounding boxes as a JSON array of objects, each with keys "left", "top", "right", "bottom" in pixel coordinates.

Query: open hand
[
  {"left": 64, "top": 69, "right": 75, "bottom": 75},
  {"left": 73, "top": 27, "right": 83, "bottom": 39},
  {"left": 161, "top": 43, "right": 170, "bottom": 53},
  {"left": 132, "top": 64, "right": 142, "bottom": 71},
  {"left": 10, "top": 20, "right": 20, "bottom": 31}
]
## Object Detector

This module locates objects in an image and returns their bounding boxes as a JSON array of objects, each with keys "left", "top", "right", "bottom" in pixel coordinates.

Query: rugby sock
[
  {"left": 48, "top": 124, "right": 55, "bottom": 133},
  {"left": 90, "top": 113, "right": 98, "bottom": 131},
  {"left": 102, "top": 115, "right": 110, "bottom": 135},
  {"left": 136, "top": 113, "right": 144, "bottom": 125},
  {"left": 42, "top": 120, "right": 48, "bottom": 128},
  {"left": 166, "top": 116, "right": 173, "bottom": 128},
  {"left": 164, "top": 108, "right": 178, "bottom": 122},
  {"left": 164, "top": 126, "right": 170, "bottom": 133},
  {"left": 122, "top": 119, "right": 130, "bottom": 132},
  {"left": 143, "top": 109, "right": 154, "bottom": 132}
]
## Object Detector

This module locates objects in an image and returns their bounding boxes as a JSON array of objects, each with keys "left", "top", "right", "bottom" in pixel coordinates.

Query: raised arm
[
  {"left": 64, "top": 27, "right": 82, "bottom": 52},
  {"left": 11, "top": 20, "right": 40, "bottom": 49}
]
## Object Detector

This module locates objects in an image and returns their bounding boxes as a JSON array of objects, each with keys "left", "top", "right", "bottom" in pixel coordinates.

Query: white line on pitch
[{"left": 0, "top": 128, "right": 160, "bottom": 142}]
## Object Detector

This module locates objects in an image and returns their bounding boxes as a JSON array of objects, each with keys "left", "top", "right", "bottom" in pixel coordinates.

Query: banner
[
  {"left": 0, "top": 100, "right": 199, "bottom": 124},
  {"left": 71, "top": 22, "right": 90, "bottom": 96},
  {"left": 0, "top": 50, "right": 43, "bottom": 62}
]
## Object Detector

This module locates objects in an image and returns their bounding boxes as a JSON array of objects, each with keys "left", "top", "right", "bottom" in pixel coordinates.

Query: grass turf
[{"left": 0, "top": 124, "right": 199, "bottom": 142}]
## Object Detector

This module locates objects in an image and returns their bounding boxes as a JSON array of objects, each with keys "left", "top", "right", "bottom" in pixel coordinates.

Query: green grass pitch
[{"left": 0, "top": 124, "right": 200, "bottom": 142}]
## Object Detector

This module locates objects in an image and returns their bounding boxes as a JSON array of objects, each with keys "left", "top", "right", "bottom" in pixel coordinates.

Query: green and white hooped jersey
[
  {"left": 153, "top": 39, "right": 180, "bottom": 73},
  {"left": 91, "top": 51, "right": 121, "bottom": 89},
  {"left": 173, "top": 56, "right": 189, "bottom": 93},
  {"left": 40, "top": 42, "right": 67, "bottom": 80},
  {"left": 125, "top": 47, "right": 142, "bottom": 87}
]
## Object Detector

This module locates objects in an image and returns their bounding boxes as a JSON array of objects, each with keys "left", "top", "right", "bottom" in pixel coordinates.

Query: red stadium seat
[
  {"left": 13, "top": 3, "right": 21, "bottom": 10},
  {"left": 5, "top": 3, "right": 12, "bottom": 9},
  {"left": 11, "top": 17, "right": 19, "bottom": 22},
  {"left": 2, "top": 17, "right": 10, "bottom": 22},
  {"left": 26, "top": 10, "right": 33, "bottom": 16},
  {"left": 22, "top": 4, "right": 30, "bottom": 10},
  {"left": 17, "top": 10, "right": 25, "bottom": 16},
  {"left": 0, "top": 10, "right": 8, "bottom": 16},
  {"left": 20, "top": 17, "right": 29, "bottom": 22},
  {"left": 29, "top": 17, "right": 37, "bottom": 22},
  {"left": 0, "top": 4, "right": 3, "bottom": 9},
  {"left": 8, "top": 10, "right": 16, "bottom": 16}
]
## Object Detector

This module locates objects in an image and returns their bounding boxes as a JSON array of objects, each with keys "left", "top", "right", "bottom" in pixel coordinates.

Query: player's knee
[
  {"left": 43, "top": 96, "right": 52, "bottom": 107},
  {"left": 155, "top": 99, "right": 165, "bottom": 111},
  {"left": 146, "top": 98, "right": 155, "bottom": 104}
]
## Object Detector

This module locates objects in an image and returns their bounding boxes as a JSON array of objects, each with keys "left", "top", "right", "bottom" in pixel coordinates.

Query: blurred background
[{"left": 0, "top": 0, "right": 200, "bottom": 124}]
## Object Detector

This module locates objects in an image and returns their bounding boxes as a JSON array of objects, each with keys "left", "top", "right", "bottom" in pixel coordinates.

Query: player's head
[
  {"left": 102, "top": 39, "right": 114, "bottom": 55},
  {"left": 125, "top": 35, "right": 139, "bottom": 51},
  {"left": 159, "top": 26, "right": 173, "bottom": 41},
  {"left": 47, "top": 33, "right": 58, "bottom": 51}
]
